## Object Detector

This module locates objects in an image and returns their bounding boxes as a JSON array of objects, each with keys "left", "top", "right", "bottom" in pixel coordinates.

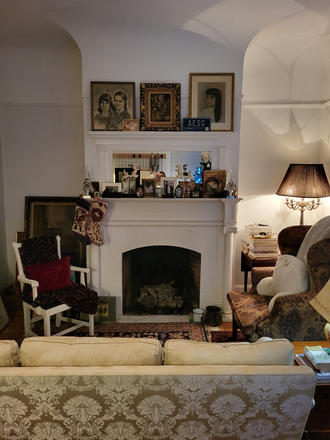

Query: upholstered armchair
[{"left": 227, "top": 217, "right": 330, "bottom": 342}]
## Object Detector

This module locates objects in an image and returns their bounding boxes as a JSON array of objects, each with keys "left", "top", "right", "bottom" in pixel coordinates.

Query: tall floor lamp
[{"left": 276, "top": 164, "right": 330, "bottom": 225}]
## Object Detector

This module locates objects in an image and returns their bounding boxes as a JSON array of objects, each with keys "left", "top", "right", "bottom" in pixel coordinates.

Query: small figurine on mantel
[
  {"left": 224, "top": 167, "right": 237, "bottom": 198},
  {"left": 82, "top": 166, "right": 94, "bottom": 198},
  {"left": 200, "top": 151, "right": 211, "bottom": 170}
]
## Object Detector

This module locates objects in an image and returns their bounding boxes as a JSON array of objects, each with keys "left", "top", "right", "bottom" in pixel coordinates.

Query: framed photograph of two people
[
  {"left": 91, "top": 81, "right": 135, "bottom": 131},
  {"left": 189, "top": 73, "right": 234, "bottom": 132}
]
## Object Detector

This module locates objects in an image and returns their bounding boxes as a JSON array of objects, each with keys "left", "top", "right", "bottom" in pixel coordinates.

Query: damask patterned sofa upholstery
[
  {"left": 0, "top": 337, "right": 316, "bottom": 440},
  {"left": 227, "top": 216, "right": 330, "bottom": 342}
]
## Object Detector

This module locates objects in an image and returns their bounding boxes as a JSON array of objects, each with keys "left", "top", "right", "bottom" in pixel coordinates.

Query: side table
[
  {"left": 292, "top": 341, "right": 330, "bottom": 439},
  {"left": 241, "top": 251, "right": 278, "bottom": 292}
]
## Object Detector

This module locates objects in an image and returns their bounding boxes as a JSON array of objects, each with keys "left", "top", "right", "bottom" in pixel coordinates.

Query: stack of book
[
  {"left": 242, "top": 223, "right": 279, "bottom": 260},
  {"left": 295, "top": 345, "right": 330, "bottom": 383}
]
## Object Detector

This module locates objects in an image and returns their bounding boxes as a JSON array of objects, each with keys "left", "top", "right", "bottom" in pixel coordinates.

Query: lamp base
[{"left": 324, "top": 323, "right": 330, "bottom": 341}]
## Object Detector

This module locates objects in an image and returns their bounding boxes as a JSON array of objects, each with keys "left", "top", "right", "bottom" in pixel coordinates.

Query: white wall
[
  {"left": 235, "top": 12, "right": 330, "bottom": 287},
  {"left": 0, "top": 35, "right": 85, "bottom": 287},
  {"left": 1, "top": 7, "right": 330, "bottom": 295}
]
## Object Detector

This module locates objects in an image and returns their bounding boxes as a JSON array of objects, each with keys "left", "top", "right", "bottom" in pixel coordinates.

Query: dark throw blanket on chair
[{"left": 20, "top": 235, "right": 98, "bottom": 315}]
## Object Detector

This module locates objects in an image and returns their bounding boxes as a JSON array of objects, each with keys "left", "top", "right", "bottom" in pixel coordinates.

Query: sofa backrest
[
  {"left": 163, "top": 338, "right": 294, "bottom": 365},
  {"left": 20, "top": 337, "right": 163, "bottom": 366}
]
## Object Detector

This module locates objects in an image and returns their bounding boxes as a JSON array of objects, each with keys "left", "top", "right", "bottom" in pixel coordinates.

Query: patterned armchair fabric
[
  {"left": 227, "top": 225, "right": 329, "bottom": 342},
  {"left": 0, "top": 365, "right": 316, "bottom": 440}
]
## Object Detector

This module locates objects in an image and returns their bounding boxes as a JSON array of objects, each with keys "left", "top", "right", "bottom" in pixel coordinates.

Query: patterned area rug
[
  {"left": 209, "top": 330, "right": 245, "bottom": 343},
  {"left": 32, "top": 321, "right": 209, "bottom": 345}
]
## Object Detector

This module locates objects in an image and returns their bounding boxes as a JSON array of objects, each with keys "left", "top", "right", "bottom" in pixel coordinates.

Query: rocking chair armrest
[
  {"left": 70, "top": 266, "right": 90, "bottom": 274},
  {"left": 70, "top": 266, "right": 90, "bottom": 286},
  {"left": 17, "top": 274, "right": 39, "bottom": 300}
]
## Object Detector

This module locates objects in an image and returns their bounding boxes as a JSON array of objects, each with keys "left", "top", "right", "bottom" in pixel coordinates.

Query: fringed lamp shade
[{"left": 276, "top": 164, "right": 330, "bottom": 224}]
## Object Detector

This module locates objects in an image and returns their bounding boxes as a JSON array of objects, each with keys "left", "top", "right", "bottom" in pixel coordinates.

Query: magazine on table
[{"left": 295, "top": 353, "right": 330, "bottom": 383}]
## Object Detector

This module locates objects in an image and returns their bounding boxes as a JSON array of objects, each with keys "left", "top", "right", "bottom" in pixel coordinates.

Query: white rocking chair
[{"left": 13, "top": 235, "right": 95, "bottom": 337}]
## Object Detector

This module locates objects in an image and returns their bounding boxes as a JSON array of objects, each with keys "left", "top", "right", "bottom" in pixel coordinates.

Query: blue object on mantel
[{"left": 183, "top": 118, "right": 211, "bottom": 131}]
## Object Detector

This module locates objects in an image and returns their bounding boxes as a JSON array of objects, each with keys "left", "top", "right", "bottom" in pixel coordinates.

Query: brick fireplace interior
[{"left": 122, "top": 245, "right": 201, "bottom": 315}]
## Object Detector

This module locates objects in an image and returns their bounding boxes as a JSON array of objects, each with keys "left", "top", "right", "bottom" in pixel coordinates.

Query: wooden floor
[{"left": 0, "top": 290, "right": 232, "bottom": 343}]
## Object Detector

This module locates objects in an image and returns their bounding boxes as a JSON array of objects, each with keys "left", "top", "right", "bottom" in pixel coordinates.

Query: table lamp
[
  {"left": 310, "top": 279, "right": 330, "bottom": 341},
  {"left": 276, "top": 164, "right": 330, "bottom": 225}
]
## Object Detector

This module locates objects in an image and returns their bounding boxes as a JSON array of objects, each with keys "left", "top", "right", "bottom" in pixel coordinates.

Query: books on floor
[
  {"left": 242, "top": 224, "right": 279, "bottom": 259},
  {"left": 295, "top": 353, "right": 330, "bottom": 383},
  {"left": 303, "top": 345, "right": 330, "bottom": 372}
]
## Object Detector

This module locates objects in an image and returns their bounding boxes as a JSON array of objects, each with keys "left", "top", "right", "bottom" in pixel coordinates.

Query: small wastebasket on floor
[{"left": 204, "top": 305, "right": 223, "bottom": 327}]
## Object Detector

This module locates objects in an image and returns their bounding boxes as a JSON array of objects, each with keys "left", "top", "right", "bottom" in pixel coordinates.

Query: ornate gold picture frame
[{"left": 140, "top": 83, "right": 180, "bottom": 131}]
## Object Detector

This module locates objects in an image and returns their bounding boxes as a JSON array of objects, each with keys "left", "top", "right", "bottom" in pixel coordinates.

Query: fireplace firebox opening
[{"left": 122, "top": 246, "right": 201, "bottom": 315}]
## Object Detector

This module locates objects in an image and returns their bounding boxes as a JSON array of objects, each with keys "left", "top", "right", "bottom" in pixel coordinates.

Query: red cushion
[{"left": 26, "top": 256, "right": 73, "bottom": 294}]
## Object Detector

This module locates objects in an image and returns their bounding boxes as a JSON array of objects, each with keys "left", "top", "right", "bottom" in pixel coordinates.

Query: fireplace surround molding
[{"left": 87, "top": 131, "right": 241, "bottom": 322}]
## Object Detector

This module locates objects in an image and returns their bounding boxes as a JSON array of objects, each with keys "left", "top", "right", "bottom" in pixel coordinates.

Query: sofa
[{"left": 0, "top": 337, "right": 316, "bottom": 440}]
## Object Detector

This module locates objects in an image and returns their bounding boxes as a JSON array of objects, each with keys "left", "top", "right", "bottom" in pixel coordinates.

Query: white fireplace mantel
[{"left": 87, "top": 131, "right": 240, "bottom": 322}]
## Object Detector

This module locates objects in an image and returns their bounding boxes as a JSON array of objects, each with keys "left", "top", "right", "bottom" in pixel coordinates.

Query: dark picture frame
[
  {"left": 140, "top": 83, "right": 180, "bottom": 131},
  {"left": 24, "top": 196, "right": 86, "bottom": 267},
  {"left": 142, "top": 178, "right": 156, "bottom": 197},
  {"left": 91, "top": 81, "right": 135, "bottom": 131},
  {"left": 189, "top": 73, "right": 235, "bottom": 132},
  {"left": 202, "top": 170, "right": 228, "bottom": 198}
]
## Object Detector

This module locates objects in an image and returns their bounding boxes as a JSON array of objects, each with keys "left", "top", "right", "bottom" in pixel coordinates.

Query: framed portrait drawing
[
  {"left": 24, "top": 196, "right": 86, "bottom": 267},
  {"left": 142, "top": 179, "right": 156, "bottom": 197},
  {"left": 122, "top": 119, "right": 139, "bottom": 131},
  {"left": 91, "top": 81, "right": 135, "bottom": 131},
  {"left": 202, "top": 170, "right": 227, "bottom": 198},
  {"left": 140, "top": 83, "right": 180, "bottom": 131},
  {"left": 189, "top": 73, "right": 234, "bottom": 132}
]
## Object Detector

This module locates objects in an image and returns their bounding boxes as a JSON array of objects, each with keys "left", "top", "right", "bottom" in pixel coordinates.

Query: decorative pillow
[
  {"left": 257, "top": 254, "right": 309, "bottom": 297},
  {"left": 163, "top": 338, "right": 294, "bottom": 366},
  {"left": 25, "top": 256, "right": 72, "bottom": 294}
]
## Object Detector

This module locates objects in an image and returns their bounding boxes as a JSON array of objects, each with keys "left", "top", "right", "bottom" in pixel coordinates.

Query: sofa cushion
[
  {"left": 0, "top": 340, "right": 20, "bottom": 367},
  {"left": 25, "top": 256, "right": 73, "bottom": 294},
  {"left": 164, "top": 338, "right": 294, "bottom": 366},
  {"left": 20, "top": 337, "right": 163, "bottom": 366},
  {"left": 257, "top": 254, "right": 309, "bottom": 298}
]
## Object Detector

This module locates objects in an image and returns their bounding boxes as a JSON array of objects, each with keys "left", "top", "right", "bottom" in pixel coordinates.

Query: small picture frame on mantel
[{"left": 142, "top": 178, "right": 156, "bottom": 197}]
